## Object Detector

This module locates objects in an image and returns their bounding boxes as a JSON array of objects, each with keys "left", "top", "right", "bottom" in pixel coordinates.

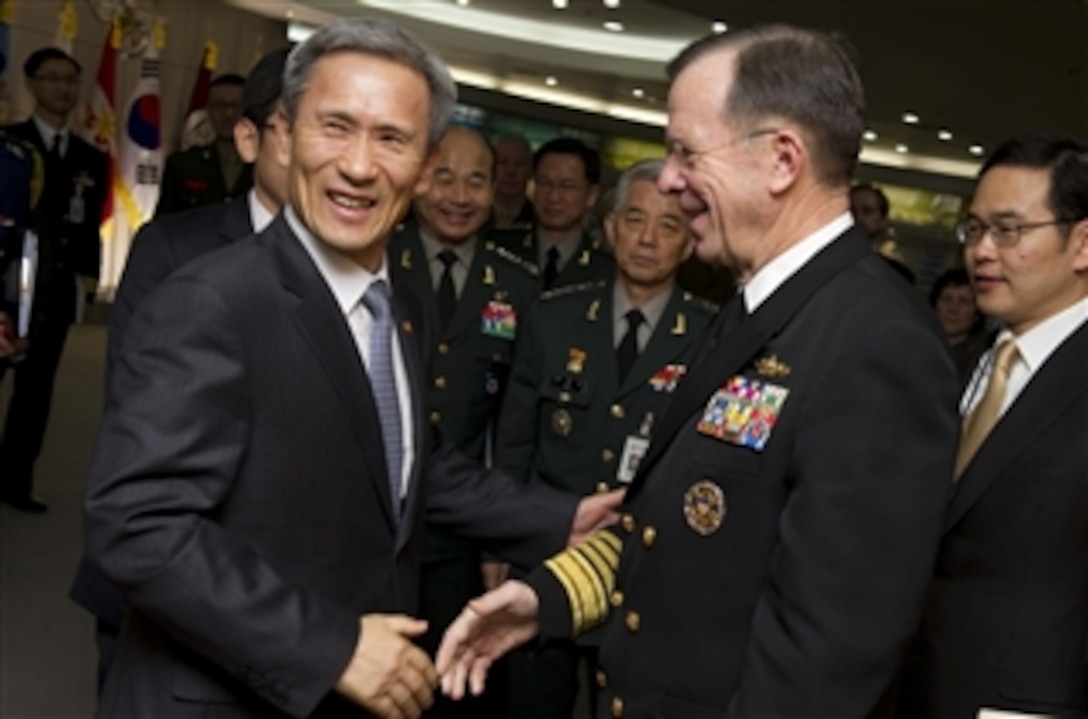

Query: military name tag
[
  {"left": 683, "top": 480, "right": 725, "bottom": 535},
  {"left": 67, "top": 193, "right": 85, "bottom": 224},
  {"left": 481, "top": 300, "right": 517, "bottom": 339},
  {"left": 616, "top": 435, "right": 650, "bottom": 484},
  {"left": 696, "top": 375, "right": 789, "bottom": 451}
]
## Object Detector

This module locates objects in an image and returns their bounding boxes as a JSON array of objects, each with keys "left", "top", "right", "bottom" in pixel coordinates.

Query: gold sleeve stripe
[{"left": 544, "top": 529, "right": 623, "bottom": 635}]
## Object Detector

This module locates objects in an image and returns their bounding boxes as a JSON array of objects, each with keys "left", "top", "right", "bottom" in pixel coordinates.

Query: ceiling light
[
  {"left": 969, "top": 144, "right": 985, "bottom": 156},
  {"left": 603, "top": 20, "right": 624, "bottom": 32},
  {"left": 862, "top": 129, "right": 877, "bottom": 142},
  {"left": 712, "top": 21, "right": 728, "bottom": 33},
  {"left": 938, "top": 129, "right": 953, "bottom": 141},
  {"left": 545, "top": 75, "right": 558, "bottom": 86},
  {"left": 456, "top": 0, "right": 469, "bottom": 5},
  {"left": 632, "top": 87, "right": 644, "bottom": 98},
  {"left": 603, "top": 0, "right": 621, "bottom": 7},
  {"left": 902, "top": 112, "right": 920, "bottom": 124},
  {"left": 552, "top": 0, "right": 568, "bottom": 7},
  {"left": 895, "top": 143, "right": 909, "bottom": 153}
]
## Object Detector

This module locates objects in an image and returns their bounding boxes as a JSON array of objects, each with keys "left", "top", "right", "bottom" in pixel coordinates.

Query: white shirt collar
[
  {"left": 247, "top": 189, "right": 276, "bottom": 233},
  {"left": 32, "top": 114, "right": 68, "bottom": 156},
  {"left": 284, "top": 205, "right": 389, "bottom": 316},
  {"left": 743, "top": 213, "right": 855, "bottom": 313},
  {"left": 999, "top": 296, "right": 1088, "bottom": 375}
]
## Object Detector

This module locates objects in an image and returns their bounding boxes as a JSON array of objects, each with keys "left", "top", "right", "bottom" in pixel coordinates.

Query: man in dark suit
[
  {"left": 493, "top": 137, "right": 613, "bottom": 291},
  {"left": 84, "top": 18, "right": 618, "bottom": 719},
  {"left": 437, "top": 25, "right": 959, "bottom": 719},
  {"left": 69, "top": 46, "right": 291, "bottom": 692},
  {"left": 155, "top": 73, "right": 252, "bottom": 216},
  {"left": 495, "top": 158, "right": 716, "bottom": 719},
  {"left": 1, "top": 47, "right": 108, "bottom": 513},
  {"left": 894, "top": 135, "right": 1088, "bottom": 718},
  {"left": 388, "top": 125, "right": 539, "bottom": 719}
]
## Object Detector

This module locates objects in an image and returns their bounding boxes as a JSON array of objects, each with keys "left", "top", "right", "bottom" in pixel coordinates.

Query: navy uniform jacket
[
  {"left": 492, "top": 226, "right": 613, "bottom": 291},
  {"left": 495, "top": 278, "right": 716, "bottom": 496},
  {"left": 155, "top": 142, "right": 253, "bottom": 217},
  {"left": 528, "top": 227, "right": 959, "bottom": 718},
  {"left": 896, "top": 321, "right": 1088, "bottom": 718},
  {"left": 4, "top": 120, "right": 107, "bottom": 322},
  {"left": 0, "top": 131, "right": 42, "bottom": 319}
]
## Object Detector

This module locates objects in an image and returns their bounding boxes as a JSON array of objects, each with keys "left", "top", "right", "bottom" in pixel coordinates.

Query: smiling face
[
  {"left": 415, "top": 127, "right": 494, "bottom": 245},
  {"left": 282, "top": 51, "right": 432, "bottom": 271},
  {"left": 532, "top": 152, "right": 599, "bottom": 234}
]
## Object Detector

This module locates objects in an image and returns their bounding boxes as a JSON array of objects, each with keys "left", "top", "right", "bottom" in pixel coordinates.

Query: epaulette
[
  {"left": 539, "top": 279, "right": 605, "bottom": 303},
  {"left": 486, "top": 241, "right": 540, "bottom": 278},
  {"left": 681, "top": 291, "right": 721, "bottom": 316}
]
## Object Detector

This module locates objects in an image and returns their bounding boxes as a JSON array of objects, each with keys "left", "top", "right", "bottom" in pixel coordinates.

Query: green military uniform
[
  {"left": 492, "top": 226, "right": 613, "bottom": 291},
  {"left": 155, "top": 141, "right": 252, "bottom": 217},
  {"left": 389, "top": 221, "right": 539, "bottom": 719}
]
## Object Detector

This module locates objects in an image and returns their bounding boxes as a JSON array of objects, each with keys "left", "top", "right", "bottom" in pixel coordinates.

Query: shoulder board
[
  {"left": 485, "top": 242, "right": 539, "bottom": 278},
  {"left": 681, "top": 291, "right": 721, "bottom": 315},
  {"left": 539, "top": 280, "right": 604, "bottom": 302}
]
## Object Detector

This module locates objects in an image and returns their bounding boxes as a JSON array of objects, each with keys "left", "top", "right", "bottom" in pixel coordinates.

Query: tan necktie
[{"left": 954, "top": 339, "right": 1020, "bottom": 478}]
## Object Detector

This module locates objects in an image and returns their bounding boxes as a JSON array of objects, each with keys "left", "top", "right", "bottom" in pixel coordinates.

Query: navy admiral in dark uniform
[
  {"left": 495, "top": 158, "right": 715, "bottom": 719},
  {"left": 387, "top": 125, "right": 539, "bottom": 718},
  {"left": 493, "top": 137, "right": 613, "bottom": 291},
  {"left": 437, "top": 25, "right": 959, "bottom": 719},
  {"left": 1, "top": 47, "right": 108, "bottom": 513}
]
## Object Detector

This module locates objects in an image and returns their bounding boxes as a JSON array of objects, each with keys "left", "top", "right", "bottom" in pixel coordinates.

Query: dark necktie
[
  {"left": 361, "top": 280, "right": 404, "bottom": 518},
  {"left": 543, "top": 246, "right": 560, "bottom": 290},
  {"left": 436, "top": 249, "right": 458, "bottom": 330},
  {"left": 616, "top": 308, "right": 645, "bottom": 383},
  {"left": 48, "top": 133, "right": 63, "bottom": 163}
]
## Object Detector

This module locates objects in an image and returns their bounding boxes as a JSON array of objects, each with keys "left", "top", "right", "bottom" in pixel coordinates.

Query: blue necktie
[{"left": 361, "top": 280, "right": 404, "bottom": 518}]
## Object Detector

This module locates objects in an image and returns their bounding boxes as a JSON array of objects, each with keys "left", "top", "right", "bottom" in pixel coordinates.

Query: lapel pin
[
  {"left": 754, "top": 355, "right": 791, "bottom": 378},
  {"left": 671, "top": 312, "right": 687, "bottom": 336},
  {"left": 483, "top": 265, "right": 495, "bottom": 285},
  {"left": 587, "top": 299, "right": 600, "bottom": 322},
  {"left": 400, "top": 249, "right": 412, "bottom": 270}
]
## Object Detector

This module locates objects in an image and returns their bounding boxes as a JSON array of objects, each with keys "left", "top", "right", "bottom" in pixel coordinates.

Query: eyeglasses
[
  {"left": 954, "top": 217, "right": 1082, "bottom": 247},
  {"left": 666, "top": 128, "right": 779, "bottom": 169}
]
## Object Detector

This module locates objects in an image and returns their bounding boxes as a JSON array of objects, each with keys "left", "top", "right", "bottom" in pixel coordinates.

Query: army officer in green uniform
[
  {"left": 494, "top": 158, "right": 715, "bottom": 719},
  {"left": 387, "top": 126, "right": 538, "bottom": 719}
]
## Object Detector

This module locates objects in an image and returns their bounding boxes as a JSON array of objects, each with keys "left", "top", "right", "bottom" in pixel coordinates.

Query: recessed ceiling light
[
  {"left": 603, "top": 20, "right": 624, "bottom": 32},
  {"left": 863, "top": 129, "right": 878, "bottom": 142},
  {"left": 712, "top": 20, "right": 728, "bottom": 33},
  {"left": 895, "top": 143, "right": 909, "bottom": 153},
  {"left": 603, "top": 0, "right": 621, "bottom": 7},
  {"left": 455, "top": 0, "right": 469, "bottom": 5},
  {"left": 938, "top": 129, "right": 953, "bottom": 141},
  {"left": 545, "top": 75, "right": 558, "bottom": 86},
  {"left": 632, "top": 87, "right": 644, "bottom": 98},
  {"left": 969, "top": 144, "right": 985, "bottom": 156},
  {"left": 902, "top": 112, "right": 919, "bottom": 124},
  {"left": 552, "top": 0, "right": 568, "bottom": 8}
]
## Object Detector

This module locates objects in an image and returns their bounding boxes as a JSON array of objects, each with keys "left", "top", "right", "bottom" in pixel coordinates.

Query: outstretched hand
[{"left": 436, "top": 580, "right": 541, "bottom": 700}]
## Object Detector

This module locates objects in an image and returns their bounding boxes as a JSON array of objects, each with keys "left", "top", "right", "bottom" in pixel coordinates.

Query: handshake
[{"left": 334, "top": 488, "right": 623, "bottom": 719}]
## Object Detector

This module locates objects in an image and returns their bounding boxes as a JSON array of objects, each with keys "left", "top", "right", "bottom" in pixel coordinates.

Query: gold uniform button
[
  {"left": 642, "top": 525, "right": 657, "bottom": 548},
  {"left": 602, "top": 448, "right": 615, "bottom": 463},
  {"left": 625, "top": 610, "right": 640, "bottom": 633},
  {"left": 609, "top": 403, "right": 625, "bottom": 419},
  {"left": 596, "top": 481, "right": 610, "bottom": 494},
  {"left": 434, "top": 376, "right": 447, "bottom": 389},
  {"left": 437, "top": 342, "right": 450, "bottom": 354},
  {"left": 429, "top": 411, "right": 441, "bottom": 424},
  {"left": 621, "top": 513, "right": 635, "bottom": 533},
  {"left": 596, "top": 669, "right": 607, "bottom": 688},
  {"left": 610, "top": 590, "right": 624, "bottom": 607},
  {"left": 611, "top": 696, "right": 624, "bottom": 718}
]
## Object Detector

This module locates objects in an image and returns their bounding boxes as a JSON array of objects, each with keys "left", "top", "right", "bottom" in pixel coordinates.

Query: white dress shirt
[
  {"left": 247, "top": 189, "right": 276, "bottom": 234},
  {"left": 32, "top": 114, "right": 69, "bottom": 157}
]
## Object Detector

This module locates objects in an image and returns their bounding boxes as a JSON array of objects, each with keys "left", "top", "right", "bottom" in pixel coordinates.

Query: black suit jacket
[
  {"left": 4, "top": 120, "right": 107, "bottom": 322},
  {"left": 70, "top": 194, "right": 253, "bottom": 632},
  {"left": 84, "top": 215, "right": 577, "bottom": 718},
  {"left": 896, "top": 321, "right": 1088, "bottom": 718},
  {"left": 531, "top": 226, "right": 959, "bottom": 718}
]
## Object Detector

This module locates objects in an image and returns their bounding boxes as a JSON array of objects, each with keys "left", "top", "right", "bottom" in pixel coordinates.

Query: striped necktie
[{"left": 361, "top": 279, "right": 404, "bottom": 517}]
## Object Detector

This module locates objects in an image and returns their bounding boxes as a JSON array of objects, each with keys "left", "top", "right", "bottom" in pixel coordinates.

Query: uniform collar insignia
[{"left": 754, "top": 355, "right": 790, "bottom": 378}]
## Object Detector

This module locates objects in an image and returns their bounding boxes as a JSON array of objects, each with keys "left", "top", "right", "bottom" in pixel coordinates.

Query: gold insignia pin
[
  {"left": 567, "top": 347, "right": 587, "bottom": 374},
  {"left": 552, "top": 408, "right": 573, "bottom": 437},
  {"left": 671, "top": 312, "right": 687, "bottom": 336},
  {"left": 401, "top": 320, "right": 414, "bottom": 334},
  {"left": 587, "top": 300, "right": 600, "bottom": 322},
  {"left": 400, "top": 248, "right": 412, "bottom": 270},
  {"left": 579, "top": 249, "right": 591, "bottom": 266},
  {"left": 483, "top": 265, "right": 495, "bottom": 285},
  {"left": 754, "top": 355, "right": 791, "bottom": 378}
]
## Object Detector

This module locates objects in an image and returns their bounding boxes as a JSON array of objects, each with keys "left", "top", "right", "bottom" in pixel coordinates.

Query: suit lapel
[
  {"left": 219, "top": 195, "right": 254, "bottom": 243},
  {"left": 630, "top": 228, "right": 871, "bottom": 494},
  {"left": 390, "top": 283, "right": 428, "bottom": 548},
  {"left": 615, "top": 286, "right": 692, "bottom": 399},
  {"left": 269, "top": 217, "right": 398, "bottom": 529},
  {"left": 945, "top": 322, "right": 1088, "bottom": 530}
]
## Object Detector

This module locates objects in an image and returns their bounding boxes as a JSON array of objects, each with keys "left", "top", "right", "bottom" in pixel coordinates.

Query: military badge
[
  {"left": 566, "top": 348, "right": 587, "bottom": 374},
  {"left": 649, "top": 364, "right": 686, "bottom": 393},
  {"left": 696, "top": 375, "right": 790, "bottom": 451},
  {"left": 552, "top": 408, "right": 573, "bottom": 436},
  {"left": 481, "top": 300, "right": 517, "bottom": 340},
  {"left": 754, "top": 355, "right": 791, "bottom": 379},
  {"left": 483, "top": 265, "right": 496, "bottom": 285},
  {"left": 586, "top": 299, "right": 600, "bottom": 322},
  {"left": 683, "top": 480, "right": 726, "bottom": 535},
  {"left": 671, "top": 312, "right": 687, "bottom": 336},
  {"left": 400, "top": 248, "right": 412, "bottom": 270}
]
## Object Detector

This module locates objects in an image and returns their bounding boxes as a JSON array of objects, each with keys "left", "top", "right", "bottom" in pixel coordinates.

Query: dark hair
[
  {"left": 979, "top": 134, "right": 1088, "bottom": 232},
  {"left": 23, "top": 47, "right": 81, "bottom": 78},
  {"left": 533, "top": 137, "right": 601, "bottom": 185},
  {"left": 850, "top": 183, "right": 889, "bottom": 218},
  {"left": 242, "top": 47, "right": 290, "bottom": 127},
  {"left": 283, "top": 17, "right": 456, "bottom": 147},
  {"left": 667, "top": 24, "right": 864, "bottom": 186},
  {"left": 210, "top": 73, "right": 246, "bottom": 89},
  {"left": 928, "top": 268, "right": 970, "bottom": 306}
]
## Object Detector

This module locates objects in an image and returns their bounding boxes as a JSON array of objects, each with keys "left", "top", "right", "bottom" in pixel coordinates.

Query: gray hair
[
  {"left": 612, "top": 159, "right": 666, "bottom": 212},
  {"left": 283, "top": 17, "right": 457, "bottom": 147}
]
